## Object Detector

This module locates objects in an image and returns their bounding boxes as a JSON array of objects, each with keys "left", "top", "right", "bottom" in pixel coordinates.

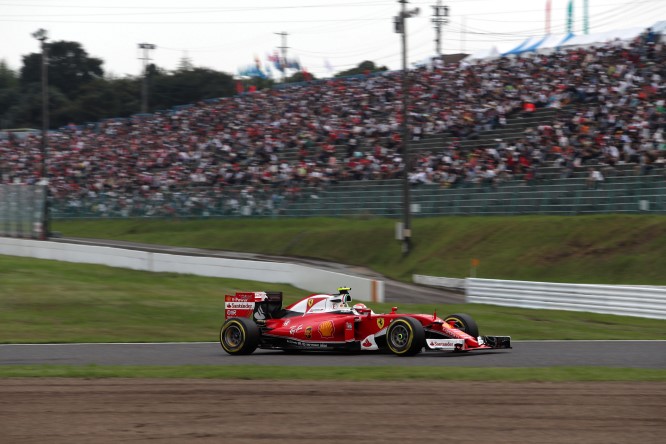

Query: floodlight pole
[
  {"left": 33, "top": 28, "right": 49, "bottom": 239},
  {"left": 395, "top": 1, "right": 419, "bottom": 255},
  {"left": 138, "top": 43, "right": 156, "bottom": 113},
  {"left": 275, "top": 32, "right": 289, "bottom": 82},
  {"left": 431, "top": 1, "right": 450, "bottom": 57}
]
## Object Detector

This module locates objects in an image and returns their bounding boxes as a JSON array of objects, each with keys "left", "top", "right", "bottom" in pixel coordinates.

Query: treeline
[{"left": 0, "top": 40, "right": 388, "bottom": 130}]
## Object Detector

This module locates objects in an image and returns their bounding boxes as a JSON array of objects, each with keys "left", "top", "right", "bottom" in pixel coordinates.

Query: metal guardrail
[
  {"left": 413, "top": 274, "right": 666, "bottom": 319},
  {"left": 466, "top": 278, "right": 666, "bottom": 320}
]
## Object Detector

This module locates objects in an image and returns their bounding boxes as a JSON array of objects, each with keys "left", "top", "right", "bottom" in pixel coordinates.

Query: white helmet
[{"left": 353, "top": 303, "right": 369, "bottom": 313}]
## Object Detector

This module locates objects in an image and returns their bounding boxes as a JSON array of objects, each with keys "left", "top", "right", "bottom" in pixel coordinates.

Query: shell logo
[{"left": 318, "top": 320, "right": 335, "bottom": 339}]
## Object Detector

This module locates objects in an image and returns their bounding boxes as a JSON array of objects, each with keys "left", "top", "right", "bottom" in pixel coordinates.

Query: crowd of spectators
[{"left": 1, "top": 27, "right": 664, "bottom": 216}]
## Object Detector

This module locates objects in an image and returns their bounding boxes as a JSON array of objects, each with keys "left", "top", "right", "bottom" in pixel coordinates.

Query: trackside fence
[{"left": 465, "top": 278, "right": 666, "bottom": 320}]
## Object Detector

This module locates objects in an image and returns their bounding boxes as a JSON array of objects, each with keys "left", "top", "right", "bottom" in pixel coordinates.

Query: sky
[{"left": 1, "top": 0, "right": 664, "bottom": 79}]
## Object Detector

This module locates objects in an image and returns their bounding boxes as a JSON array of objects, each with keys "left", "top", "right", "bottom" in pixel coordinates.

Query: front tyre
[
  {"left": 220, "top": 317, "right": 260, "bottom": 355},
  {"left": 386, "top": 317, "right": 425, "bottom": 356},
  {"left": 444, "top": 313, "right": 479, "bottom": 338}
]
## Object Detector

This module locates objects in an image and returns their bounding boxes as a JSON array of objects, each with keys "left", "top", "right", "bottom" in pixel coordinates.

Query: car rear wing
[{"left": 224, "top": 291, "right": 283, "bottom": 321}]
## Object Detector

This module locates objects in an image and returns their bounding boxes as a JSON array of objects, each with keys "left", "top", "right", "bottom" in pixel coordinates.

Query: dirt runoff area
[{"left": 1, "top": 379, "right": 664, "bottom": 443}]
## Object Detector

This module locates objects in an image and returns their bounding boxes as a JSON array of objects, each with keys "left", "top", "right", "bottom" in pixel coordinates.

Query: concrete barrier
[
  {"left": 413, "top": 274, "right": 465, "bottom": 290},
  {"left": 0, "top": 238, "right": 384, "bottom": 302}
]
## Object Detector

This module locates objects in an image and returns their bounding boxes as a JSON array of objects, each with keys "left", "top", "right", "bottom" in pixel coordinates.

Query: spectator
[{"left": 586, "top": 167, "right": 605, "bottom": 189}]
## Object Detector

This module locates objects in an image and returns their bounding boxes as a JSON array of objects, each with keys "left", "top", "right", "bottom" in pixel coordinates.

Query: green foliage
[
  {"left": 67, "top": 78, "right": 140, "bottom": 123},
  {"left": 55, "top": 215, "right": 666, "bottom": 285},
  {"left": 335, "top": 60, "right": 388, "bottom": 77},
  {"left": 285, "top": 70, "right": 316, "bottom": 83},
  {"left": 2, "top": 40, "right": 242, "bottom": 128},
  {"left": 0, "top": 255, "right": 311, "bottom": 343},
  {"left": 1, "top": 254, "right": 664, "bottom": 344},
  {"left": 0, "top": 60, "right": 18, "bottom": 89},
  {"left": 149, "top": 67, "right": 235, "bottom": 111},
  {"left": 20, "top": 41, "right": 104, "bottom": 100}
]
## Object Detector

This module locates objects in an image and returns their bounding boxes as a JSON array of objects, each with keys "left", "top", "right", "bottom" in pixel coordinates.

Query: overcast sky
[{"left": 1, "top": 0, "right": 664, "bottom": 79}]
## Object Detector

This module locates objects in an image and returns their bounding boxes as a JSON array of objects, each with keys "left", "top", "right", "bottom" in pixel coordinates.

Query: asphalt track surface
[{"left": 2, "top": 341, "right": 665, "bottom": 368}]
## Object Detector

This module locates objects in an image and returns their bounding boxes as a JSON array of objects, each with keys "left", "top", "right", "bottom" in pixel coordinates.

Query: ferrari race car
[{"left": 220, "top": 287, "right": 511, "bottom": 356}]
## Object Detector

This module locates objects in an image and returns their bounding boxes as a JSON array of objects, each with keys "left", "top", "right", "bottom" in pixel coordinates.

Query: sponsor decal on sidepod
[
  {"left": 361, "top": 335, "right": 379, "bottom": 350},
  {"left": 318, "top": 320, "right": 335, "bottom": 339}
]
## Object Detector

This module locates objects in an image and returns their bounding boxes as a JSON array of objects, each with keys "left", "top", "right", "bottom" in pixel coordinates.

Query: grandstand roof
[{"left": 462, "top": 22, "right": 658, "bottom": 63}]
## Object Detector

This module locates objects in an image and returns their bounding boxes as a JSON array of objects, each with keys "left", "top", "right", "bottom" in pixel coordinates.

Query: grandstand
[{"left": 1, "top": 26, "right": 664, "bottom": 220}]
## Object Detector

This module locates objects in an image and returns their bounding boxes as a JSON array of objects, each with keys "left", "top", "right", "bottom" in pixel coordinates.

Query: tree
[
  {"left": 0, "top": 60, "right": 20, "bottom": 128},
  {"left": 9, "top": 83, "right": 71, "bottom": 129},
  {"left": 150, "top": 68, "right": 235, "bottom": 111},
  {"left": 285, "top": 71, "right": 317, "bottom": 83},
  {"left": 20, "top": 40, "right": 104, "bottom": 100},
  {"left": 0, "top": 60, "right": 18, "bottom": 89},
  {"left": 12, "top": 41, "right": 244, "bottom": 126},
  {"left": 176, "top": 53, "right": 194, "bottom": 72},
  {"left": 65, "top": 77, "right": 140, "bottom": 125},
  {"left": 334, "top": 60, "right": 387, "bottom": 78}
]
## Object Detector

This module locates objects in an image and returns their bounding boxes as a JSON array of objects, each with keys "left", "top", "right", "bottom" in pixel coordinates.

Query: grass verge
[
  {"left": 2, "top": 255, "right": 665, "bottom": 343},
  {"left": 54, "top": 214, "right": 666, "bottom": 285},
  {"left": 0, "top": 365, "right": 664, "bottom": 381}
]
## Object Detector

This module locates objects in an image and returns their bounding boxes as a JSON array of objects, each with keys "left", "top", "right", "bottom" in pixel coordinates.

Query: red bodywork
[{"left": 222, "top": 291, "right": 511, "bottom": 354}]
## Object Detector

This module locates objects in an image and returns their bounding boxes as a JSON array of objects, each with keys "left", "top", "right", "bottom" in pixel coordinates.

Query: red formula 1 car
[{"left": 220, "top": 287, "right": 511, "bottom": 356}]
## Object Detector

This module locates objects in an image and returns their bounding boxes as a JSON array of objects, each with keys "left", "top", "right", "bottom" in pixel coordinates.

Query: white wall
[{"left": 0, "top": 238, "right": 384, "bottom": 303}]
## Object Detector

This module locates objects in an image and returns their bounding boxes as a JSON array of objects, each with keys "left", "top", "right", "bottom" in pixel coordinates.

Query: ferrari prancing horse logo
[
  {"left": 307, "top": 299, "right": 314, "bottom": 308},
  {"left": 376, "top": 318, "right": 385, "bottom": 329}
]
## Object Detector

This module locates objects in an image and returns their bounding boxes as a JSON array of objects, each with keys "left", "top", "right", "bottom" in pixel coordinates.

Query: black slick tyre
[
  {"left": 220, "top": 317, "right": 260, "bottom": 355},
  {"left": 444, "top": 313, "right": 479, "bottom": 338},
  {"left": 386, "top": 317, "right": 425, "bottom": 356}
]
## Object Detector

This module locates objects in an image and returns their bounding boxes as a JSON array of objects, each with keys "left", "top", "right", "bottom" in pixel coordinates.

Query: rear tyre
[
  {"left": 386, "top": 317, "right": 425, "bottom": 356},
  {"left": 220, "top": 317, "right": 260, "bottom": 355},
  {"left": 444, "top": 313, "right": 479, "bottom": 338}
]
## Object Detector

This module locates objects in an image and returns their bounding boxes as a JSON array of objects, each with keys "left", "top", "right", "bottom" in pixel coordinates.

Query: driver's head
[{"left": 353, "top": 303, "right": 368, "bottom": 313}]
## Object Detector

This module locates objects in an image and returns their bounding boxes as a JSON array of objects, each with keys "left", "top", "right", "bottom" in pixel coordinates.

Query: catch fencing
[{"left": 0, "top": 184, "right": 46, "bottom": 238}]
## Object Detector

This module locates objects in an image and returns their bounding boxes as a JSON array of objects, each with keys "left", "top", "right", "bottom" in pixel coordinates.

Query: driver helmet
[{"left": 353, "top": 303, "right": 368, "bottom": 313}]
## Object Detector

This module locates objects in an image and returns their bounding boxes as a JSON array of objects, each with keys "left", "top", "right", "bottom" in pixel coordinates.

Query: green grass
[
  {"left": 1, "top": 255, "right": 665, "bottom": 344},
  {"left": 4, "top": 215, "right": 666, "bottom": 380},
  {"left": 0, "top": 365, "right": 663, "bottom": 381},
  {"left": 0, "top": 255, "right": 310, "bottom": 343},
  {"left": 54, "top": 214, "right": 666, "bottom": 285}
]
